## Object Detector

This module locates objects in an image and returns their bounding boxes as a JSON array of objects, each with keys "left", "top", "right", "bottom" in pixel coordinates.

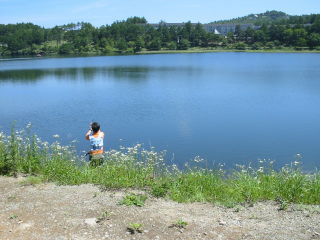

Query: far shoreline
[{"left": 137, "top": 48, "right": 320, "bottom": 55}]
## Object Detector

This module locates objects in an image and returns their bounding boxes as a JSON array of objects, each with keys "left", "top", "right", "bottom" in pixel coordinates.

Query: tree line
[
  {"left": 0, "top": 15, "right": 320, "bottom": 56},
  {"left": 212, "top": 10, "right": 320, "bottom": 26}
]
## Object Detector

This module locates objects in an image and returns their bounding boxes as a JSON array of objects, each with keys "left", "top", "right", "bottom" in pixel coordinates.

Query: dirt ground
[{"left": 0, "top": 176, "right": 320, "bottom": 240}]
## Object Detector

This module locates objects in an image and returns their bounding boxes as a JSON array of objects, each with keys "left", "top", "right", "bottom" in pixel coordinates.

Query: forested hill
[
  {"left": 1, "top": 13, "right": 320, "bottom": 57},
  {"left": 211, "top": 10, "right": 317, "bottom": 25}
]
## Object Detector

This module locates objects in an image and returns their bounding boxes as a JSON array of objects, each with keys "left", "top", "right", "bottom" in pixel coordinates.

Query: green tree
[
  {"left": 253, "top": 30, "right": 268, "bottom": 43},
  {"left": 177, "top": 39, "right": 190, "bottom": 50},
  {"left": 134, "top": 37, "right": 145, "bottom": 52},
  {"left": 59, "top": 43, "right": 74, "bottom": 54},
  {"left": 244, "top": 27, "right": 255, "bottom": 43},
  {"left": 147, "top": 37, "right": 161, "bottom": 50},
  {"left": 126, "top": 17, "right": 147, "bottom": 24},
  {"left": 166, "top": 41, "right": 177, "bottom": 50},
  {"left": 265, "top": 41, "right": 275, "bottom": 49},
  {"left": 116, "top": 38, "right": 128, "bottom": 51},
  {"left": 311, "top": 17, "right": 320, "bottom": 33},
  {"left": 308, "top": 33, "right": 320, "bottom": 49},
  {"left": 234, "top": 42, "right": 246, "bottom": 50},
  {"left": 191, "top": 23, "right": 206, "bottom": 47}
]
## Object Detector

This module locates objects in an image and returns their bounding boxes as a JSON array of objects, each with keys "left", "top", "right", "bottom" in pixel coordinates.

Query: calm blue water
[{"left": 1, "top": 53, "right": 320, "bottom": 169}]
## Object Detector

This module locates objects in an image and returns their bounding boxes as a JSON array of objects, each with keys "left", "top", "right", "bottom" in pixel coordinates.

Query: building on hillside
[
  {"left": 203, "top": 24, "right": 259, "bottom": 35},
  {"left": 148, "top": 23, "right": 260, "bottom": 35}
]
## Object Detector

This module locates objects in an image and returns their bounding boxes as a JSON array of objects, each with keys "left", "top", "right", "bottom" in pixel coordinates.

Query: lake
[{"left": 1, "top": 52, "right": 320, "bottom": 169}]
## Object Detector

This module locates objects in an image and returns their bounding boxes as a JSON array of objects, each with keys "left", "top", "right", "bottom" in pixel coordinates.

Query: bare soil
[{"left": 1, "top": 176, "right": 319, "bottom": 240}]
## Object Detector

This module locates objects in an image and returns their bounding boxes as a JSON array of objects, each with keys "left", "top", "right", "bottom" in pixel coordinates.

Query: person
[{"left": 85, "top": 122, "right": 104, "bottom": 166}]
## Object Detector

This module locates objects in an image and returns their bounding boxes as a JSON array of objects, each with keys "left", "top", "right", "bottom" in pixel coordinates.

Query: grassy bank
[
  {"left": 138, "top": 47, "right": 320, "bottom": 55},
  {"left": 0, "top": 125, "right": 319, "bottom": 206}
]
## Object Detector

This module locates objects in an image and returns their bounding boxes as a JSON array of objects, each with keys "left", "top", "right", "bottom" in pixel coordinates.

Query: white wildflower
[
  {"left": 257, "top": 167, "right": 264, "bottom": 173},
  {"left": 293, "top": 161, "right": 300, "bottom": 166},
  {"left": 193, "top": 156, "right": 204, "bottom": 163},
  {"left": 171, "top": 164, "right": 180, "bottom": 173}
]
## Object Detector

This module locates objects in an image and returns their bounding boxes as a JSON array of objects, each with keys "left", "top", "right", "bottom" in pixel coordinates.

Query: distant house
[
  {"left": 203, "top": 23, "right": 259, "bottom": 35},
  {"left": 148, "top": 23, "right": 260, "bottom": 35}
]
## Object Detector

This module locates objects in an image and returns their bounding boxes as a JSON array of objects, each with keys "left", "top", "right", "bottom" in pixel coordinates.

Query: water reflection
[
  {"left": 0, "top": 66, "right": 202, "bottom": 84},
  {"left": 0, "top": 67, "right": 149, "bottom": 83}
]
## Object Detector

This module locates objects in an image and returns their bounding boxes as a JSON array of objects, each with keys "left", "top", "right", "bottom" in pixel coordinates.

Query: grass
[
  {"left": 138, "top": 47, "right": 320, "bottom": 55},
  {"left": 20, "top": 176, "right": 44, "bottom": 186},
  {"left": 0, "top": 125, "right": 320, "bottom": 206}
]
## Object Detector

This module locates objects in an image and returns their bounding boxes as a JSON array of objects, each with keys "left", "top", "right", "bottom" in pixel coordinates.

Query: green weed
[
  {"left": 170, "top": 219, "right": 188, "bottom": 229},
  {"left": 277, "top": 198, "right": 289, "bottom": 211},
  {"left": 9, "top": 214, "right": 18, "bottom": 219},
  {"left": 119, "top": 194, "right": 148, "bottom": 207},
  {"left": 97, "top": 210, "right": 112, "bottom": 223},
  {"left": 127, "top": 223, "right": 143, "bottom": 234}
]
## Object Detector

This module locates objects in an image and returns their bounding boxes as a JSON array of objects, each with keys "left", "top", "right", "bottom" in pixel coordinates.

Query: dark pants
[{"left": 89, "top": 154, "right": 104, "bottom": 167}]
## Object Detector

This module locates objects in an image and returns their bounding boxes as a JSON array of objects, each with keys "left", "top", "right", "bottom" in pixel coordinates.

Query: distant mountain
[{"left": 211, "top": 10, "right": 290, "bottom": 25}]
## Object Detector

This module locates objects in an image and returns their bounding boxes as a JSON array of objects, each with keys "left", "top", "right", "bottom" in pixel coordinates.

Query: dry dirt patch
[{"left": 0, "top": 176, "right": 319, "bottom": 240}]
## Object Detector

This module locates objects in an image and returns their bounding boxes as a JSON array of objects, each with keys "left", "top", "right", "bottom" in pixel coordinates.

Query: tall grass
[{"left": 0, "top": 125, "right": 319, "bottom": 206}]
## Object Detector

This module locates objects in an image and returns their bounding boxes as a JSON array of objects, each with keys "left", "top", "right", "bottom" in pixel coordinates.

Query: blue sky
[{"left": 0, "top": 0, "right": 319, "bottom": 27}]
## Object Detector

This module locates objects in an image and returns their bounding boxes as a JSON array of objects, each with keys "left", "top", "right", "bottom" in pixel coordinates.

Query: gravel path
[{"left": 0, "top": 176, "right": 319, "bottom": 240}]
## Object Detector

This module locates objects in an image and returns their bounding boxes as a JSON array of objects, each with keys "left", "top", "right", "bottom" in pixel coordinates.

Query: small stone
[
  {"left": 17, "top": 223, "right": 32, "bottom": 230},
  {"left": 218, "top": 220, "right": 226, "bottom": 226},
  {"left": 84, "top": 218, "right": 97, "bottom": 226},
  {"left": 144, "top": 230, "right": 149, "bottom": 233}
]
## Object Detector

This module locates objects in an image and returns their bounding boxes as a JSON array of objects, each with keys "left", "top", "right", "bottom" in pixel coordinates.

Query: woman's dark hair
[{"left": 91, "top": 122, "right": 100, "bottom": 133}]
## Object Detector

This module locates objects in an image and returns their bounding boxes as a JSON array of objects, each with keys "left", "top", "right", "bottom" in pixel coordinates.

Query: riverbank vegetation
[
  {"left": 0, "top": 125, "right": 319, "bottom": 206},
  {"left": 1, "top": 11, "right": 320, "bottom": 57}
]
